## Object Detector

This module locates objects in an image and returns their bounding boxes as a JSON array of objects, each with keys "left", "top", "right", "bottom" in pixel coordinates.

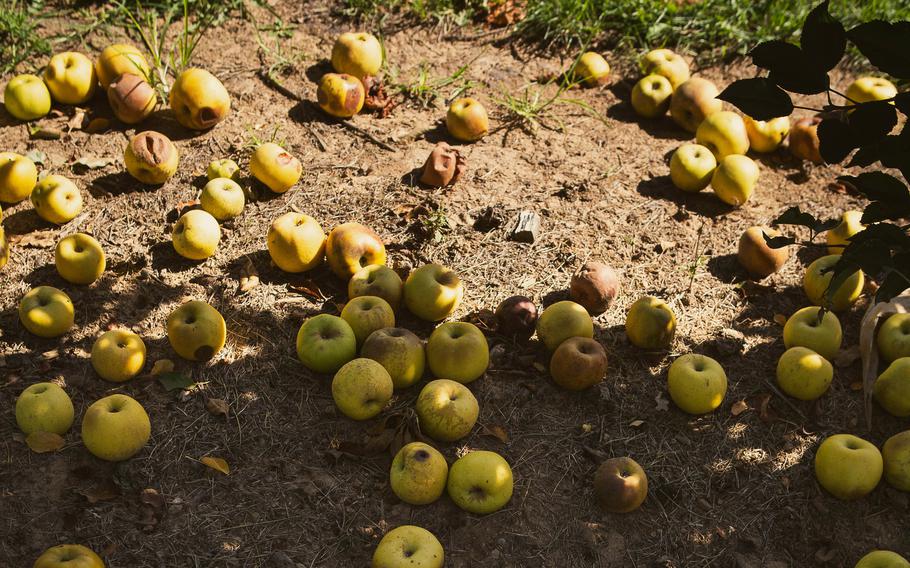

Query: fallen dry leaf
[
  {"left": 773, "top": 314, "right": 787, "bottom": 326},
  {"left": 206, "top": 398, "right": 229, "bottom": 417},
  {"left": 654, "top": 392, "right": 670, "bottom": 412},
  {"left": 150, "top": 359, "right": 175, "bottom": 376},
  {"left": 486, "top": 0, "right": 525, "bottom": 26},
  {"left": 68, "top": 109, "right": 86, "bottom": 130},
  {"left": 834, "top": 345, "right": 861, "bottom": 368},
  {"left": 287, "top": 282, "right": 325, "bottom": 300},
  {"left": 731, "top": 400, "right": 749, "bottom": 416},
  {"left": 480, "top": 425, "right": 510, "bottom": 444},
  {"left": 11, "top": 230, "right": 57, "bottom": 248},
  {"left": 26, "top": 431, "right": 65, "bottom": 453},
  {"left": 74, "top": 156, "right": 116, "bottom": 169},
  {"left": 200, "top": 456, "right": 230, "bottom": 475},
  {"left": 756, "top": 393, "right": 775, "bottom": 422},
  {"left": 24, "top": 149, "right": 46, "bottom": 165},
  {"left": 76, "top": 480, "right": 121, "bottom": 503},
  {"left": 629, "top": 419, "right": 645, "bottom": 428},
  {"left": 238, "top": 257, "right": 259, "bottom": 294},
  {"left": 139, "top": 488, "right": 165, "bottom": 531}
]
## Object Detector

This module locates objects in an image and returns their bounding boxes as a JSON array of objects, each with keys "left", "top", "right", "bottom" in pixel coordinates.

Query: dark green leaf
[
  {"left": 840, "top": 172, "right": 910, "bottom": 221},
  {"left": 772, "top": 206, "right": 837, "bottom": 233},
  {"left": 896, "top": 92, "right": 910, "bottom": 115},
  {"left": 717, "top": 78, "right": 793, "bottom": 120},
  {"left": 801, "top": 1, "right": 846, "bottom": 72},
  {"left": 848, "top": 143, "right": 881, "bottom": 168},
  {"left": 825, "top": 256, "right": 864, "bottom": 307},
  {"left": 157, "top": 372, "right": 195, "bottom": 391},
  {"left": 848, "top": 101, "right": 898, "bottom": 145},
  {"left": 763, "top": 234, "right": 795, "bottom": 249},
  {"left": 818, "top": 119, "right": 855, "bottom": 164},
  {"left": 847, "top": 21, "right": 910, "bottom": 79},
  {"left": 876, "top": 269, "right": 910, "bottom": 303},
  {"left": 749, "top": 41, "right": 829, "bottom": 95}
]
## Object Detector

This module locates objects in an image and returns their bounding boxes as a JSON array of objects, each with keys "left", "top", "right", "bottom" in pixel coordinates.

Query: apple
[
  {"left": 207, "top": 158, "right": 240, "bottom": 181},
  {"left": 495, "top": 295, "right": 538, "bottom": 339},
  {"left": 814, "top": 434, "right": 883, "bottom": 500},
  {"left": 640, "top": 48, "right": 690, "bottom": 90},
  {"left": 695, "top": 111, "right": 750, "bottom": 159},
  {"left": 783, "top": 306, "right": 842, "bottom": 360},
  {"left": 19, "top": 286, "right": 74, "bottom": 338},
  {"left": 625, "top": 295, "right": 676, "bottom": 350},
  {"left": 169, "top": 67, "right": 230, "bottom": 130},
  {"left": 420, "top": 141, "right": 466, "bottom": 187},
  {"left": 882, "top": 430, "right": 910, "bottom": 492},
  {"left": 776, "top": 346, "right": 833, "bottom": 401},
  {"left": 3, "top": 74, "right": 51, "bottom": 120},
  {"left": 403, "top": 263, "right": 463, "bottom": 322},
  {"left": 31, "top": 174, "right": 82, "bottom": 225},
  {"left": 340, "top": 295, "right": 395, "bottom": 346},
  {"left": 316, "top": 73, "right": 365, "bottom": 118},
  {"left": 325, "top": 222, "right": 386, "bottom": 279},
  {"left": 123, "top": 130, "right": 178, "bottom": 185},
  {"left": 593, "top": 457, "right": 648, "bottom": 513},
  {"left": 789, "top": 116, "right": 823, "bottom": 163},
  {"left": 667, "top": 354, "right": 727, "bottom": 414},
  {"left": 82, "top": 393, "right": 151, "bottom": 461},
  {"left": 711, "top": 154, "right": 759, "bottom": 206},
  {"left": 200, "top": 177, "right": 245, "bottom": 221},
  {"left": 744, "top": 116, "right": 790, "bottom": 153},
  {"left": 331, "top": 32, "right": 383, "bottom": 79},
  {"left": 95, "top": 43, "right": 151, "bottom": 88},
  {"left": 372, "top": 525, "right": 443, "bottom": 568},
  {"left": 33, "top": 544, "right": 104, "bottom": 568},
  {"left": 389, "top": 442, "right": 448, "bottom": 505},
  {"left": 249, "top": 142, "right": 302, "bottom": 194},
  {"left": 361, "top": 327, "right": 425, "bottom": 389},
  {"left": 426, "top": 321, "right": 489, "bottom": 384},
  {"left": 535, "top": 300, "right": 594, "bottom": 351},
  {"left": 669, "top": 77, "right": 722, "bottom": 133},
  {"left": 669, "top": 143, "right": 717, "bottom": 192},
  {"left": 331, "top": 358, "right": 393, "bottom": 420},
  {"left": 107, "top": 73, "right": 156, "bottom": 124},
  {"left": 15, "top": 382, "right": 74, "bottom": 435},
  {"left": 737, "top": 226, "right": 789, "bottom": 279},
  {"left": 172, "top": 209, "right": 221, "bottom": 260},
  {"left": 804, "top": 254, "right": 864, "bottom": 312},
  {"left": 267, "top": 212, "right": 326, "bottom": 273},
  {"left": 877, "top": 313, "right": 910, "bottom": 363},
  {"left": 846, "top": 76, "right": 898, "bottom": 105},
  {"left": 55, "top": 232, "right": 105, "bottom": 285},
  {"left": 855, "top": 550, "right": 910, "bottom": 568},
  {"left": 446, "top": 450, "right": 513, "bottom": 514},
  {"left": 550, "top": 337, "right": 607, "bottom": 391},
  {"left": 574, "top": 52, "right": 610, "bottom": 87},
  {"left": 631, "top": 74, "right": 673, "bottom": 118},
  {"left": 415, "top": 379, "right": 478, "bottom": 442},
  {"left": 296, "top": 314, "right": 357, "bottom": 374},
  {"left": 874, "top": 357, "right": 910, "bottom": 417},
  {"left": 0, "top": 226, "right": 7, "bottom": 270},
  {"left": 446, "top": 97, "right": 489, "bottom": 142},
  {"left": 166, "top": 300, "right": 226, "bottom": 361},
  {"left": 43, "top": 51, "right": 97, "bottom": 105},
  {"left": 0, "top": 151, "right": 38, "bottom": 203},
  {"left": 570, "top": 261, "right": 620, "bottom": 315},
  {"left": 91, "top": 329, "right": 146, "bottom": 382},
  {"left": 349, "top": 264, "right": 403, "bottom": 309},
  {"left": 826, "top": 210, "right": 864, "bottom": 255}
]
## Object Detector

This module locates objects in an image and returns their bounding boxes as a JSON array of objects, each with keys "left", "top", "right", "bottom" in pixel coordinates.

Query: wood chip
[{"left": 510, "top": 211, "right": 540, "bottom": 243}]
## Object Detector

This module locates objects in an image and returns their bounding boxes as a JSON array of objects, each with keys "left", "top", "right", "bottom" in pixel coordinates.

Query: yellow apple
[
  {"left": 877, "top": 313, "right": 910, "bottom": 363},
  {"left": 19, "top": 286, "right": 74, "bottom": 338},
  {"left": 296, "top": 314, "right": 357, "bottom": 374},
  {"left": 123, "top": 131, "right": 178, "bottom": 185},
  {"left": 200, "top": 177, "right": 244, "bottom": 221},
  {"left": 169, "top": 67, "right": 230, "bottom": 130},
  {"left": 426, "top": 321, "right": 489, "bottom": 384},
  {"left": 82, "top": 393, "right": 151, "bottom": 461},
  {"left": 390, "top": 442, "right": 448, "bottom": 505},
  {"left": 3, "top": 74, "right": 51, "bottom": 120},
  {"left": 737, "top": 226, "right": 789, "bottom": 279},
  {"left": 695, "top": 111, "right": 750, "bottom": 159},
  {"left": 776, "top": 346, "right": 833, "bottom": 401},
  {"left": 403, "top": 263, "right": 463, "bottom": 322},
  {"left": 0, "top": 151, "right": 38, "bottom": 203},
  {"left": 43, "top": 51, "right": 97, "bottom": 105},
  {"left": 91, "top": 329, "right": 146, "bottom": 382},
  {"left": 535, "top": 300, "right": 594, "bottom": 351},
  {"left": 804, "top": 254, "right": 864, "bottom": 312},
  {"left": 249, "top": 142, "right": 302, "bottom": 194},
  {"left": 55, "top": 232, "right": 105, "bottom": 285},
  {"left": 415, "top": 379, "right": 478, "bottom": 442},
  {"left": 826, "top": 210, "right": 864, "bottom": 255},
  {"left": 625, "top": 295, "right": 676, "bottom": 350},
  {"left": 166, "top": 300, "right": 226, "bottom": 361},
  {"left": 267, "top": 212, "right": 326, "bottom": 273},
  {"left": 744, "top": 116, "right": 790, "bottom": 153},
  {"left": 783, "top": 306, "right": 842, "bottom": 360},
  {"left": 172, "top": 209, "right": 220, "bottom": 260},
  {"left": 631, "top": 74, "right": 673, "bottom": 118},
  {"left": 15, "top": 382, "right": 74, "bottom": 435},
  {"left": 361, "top": 327, "right": 425, "bottom": 389},
  {"left": 814, "top": 434, "right": 882, "bottom": 500},
  {"left": 331, "top": 358, "right": 393, "bottom": 420},
  {"left": 316, "top": 73, "right": 365, "bottom": 118},
  {"left": 574, "top": 52, "right": 610, "bottom": 87},
  {"left": 107, "top": 73, "right": 156, "bottom": 124},
  {"left": 446, "top": 97, "right": 489, "bottom": 142},
  {"left": 711, "top": 154, "right": 759, "bottom": 206},
  {"left": 640, "top": 48, "right": 690, "bottom": 90},
  {"left": 31, "top": 174, "right": 82, "bottom": 224},
  {"left": 550, "top": 336, "right": 607, "bottom": 391},
  {"left": 669, "top": 143, "right": 717, "bottom": 192},
  {"left": 349, "top": 264, "right": 403, "bottom": 309},
  {"left": 855, "top": 550, "right": 910, "bottom": 568},
  {"left": 331, "top": 32, "right": 383, "bottom": 79},
  {"left": 790, "top": 116, "right": 823, "bottom": 163},
  {"left": 0, "top": 225, "right": 7, "bottom": 270},
  {"left": 325, "top": 222, "right": 386, "bottom": 279},
  {"left": 667, "top": 353, "right": 727, "bottom": 414},
  {"left": 96, "top": 43, "right": 150, "bottom": 87},
  {"left": 33, "top": 544, "right": 104, "bottom": 568},
  {"left": 372, "top": 525, "right": 443, "bottom": 568},
  {"left": 207, "top": 158, "right": 240, "bottom": 181},
  {"left": 882, "top": 430, "right": 910, "bottom": 493},
  {"left": 446, "top": 450, "right": 513, "bottom": 514},
  {"left": 874, "top": 357, "right": 910, "bottom": 417},
  {"left": 593, "top": 456, "right": 647, "bottom": 513},
  {"left": 340, "top": 295, "right": 395, "bottom": 346},
  {"left": 847, "top": 76, "right": 898, "bottom": 105},
  {"left": 669, "top": 77, "right": 722, "bottom": 133}
]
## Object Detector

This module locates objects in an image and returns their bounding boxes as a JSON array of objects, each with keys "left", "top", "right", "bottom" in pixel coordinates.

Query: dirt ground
[{"left": 1, "top": 2, "right": 908, "bottom": 567}]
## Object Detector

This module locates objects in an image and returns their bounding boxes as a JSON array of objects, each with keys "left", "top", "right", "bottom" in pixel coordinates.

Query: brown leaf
[
  {"left": 206, "top": 398, "right": 229, "bottom": 417},
  {"left": 480, "top": 424, "right": 510, "bottom": 444},
  {"left": 173, "top": 200, "right": 200, "bottom": 217},
  {"left": 140, "top": 488, "right": 165, "bottom": 509},
  {"left": 68, "top": 109, "right": 86, "bottom": 130},
  {"left": 338, "top": 429, "right": 396, "bottom": 457},
  {"left": 74, "top": 156, "right": 116, "bottom": 169},
  {"left": 26, "top": 431, "right": 65, "bottom": 453},
  {"left": 756, "top": 393, "right": 776, "bottom": 423},
  {"left": 486, "top": 0, "right": 526, "bottom": 26},
  {"left": 288, "top": 282, "right": 325, "bottom": 300},
  {"left": 11, "top": 230, "right": 57, "bottom": 248},
  {"left": 200, "top": 456, "right": 230, "bottom": 475},
  {"left": 238, "top": 257, "right": 259, "bottom": 294},
  {"left": 76, "top": 480, "right": 121, "bottom": 503},
  {"left": 773, "top": 314, "right": 787, "bottom": 326},
  {"left": 834, "top": 345, "right": 861, "bottom": 368},
  {"left": 731, "top": 400, "right": 749, "bottom": 416},
  {"left": 139, "top": 488, "right": 165, "bottom": 531}
]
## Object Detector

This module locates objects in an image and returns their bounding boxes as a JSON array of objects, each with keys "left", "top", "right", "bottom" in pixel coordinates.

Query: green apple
[
  {"left": 783, "top": 306, "right": 842, "bottom": 360},
  {"left": 250, "top": 143, "right": 302, "bottom": 194},
  {"left": 846, "top": 76, "right": 898, "bottom": 105},
  {"left": 55, "top": 232, "right": 105, "bottom": 285},
  {"left": 593, "top": 457, "right": 648, "bottom": 513},
  {"left": 882, "top": 430, "right": 910, "bottom": 493},
  {"left": 631, "top": 74, "right": 673, "bottom": 118},
  {"left": 415, "top": 379, "right": 478, "bottom": 442},
  {"left": 667, "top": 354, "right": 727, "bottom": 414},
  {"left": 446, "top": 97, "right": 489, "bottom": 142},
  {"left": 371, "top": 525, "right": 443, "bottom": 568},
  {"left": 34, "top": 544, "right": 104, "bottom": 568},
  {"left": 403, "top": 263, "right": 464, "bottom": 322},
  {"left": 744, "top": 116, "right": 790, "bottom": 153},
  {"left": 331, "top": 32, "right": 383, "bottom": 79},
  {"left": 874, "top": 357, "right": 910, "bottom": 417},
  {"left": 19, "top": 286, "right": 74, "bottom": 338},
  {"left": 776, "top": 346, "right": 833, "bottom": 401},
  {"left": 446, "top": 450, "right": 513, "bottom": 514},
  {"left": 855, "top": 550, "right": 910, "bottom": 568},
  {"left": 91, "top": 329, "right": 146, "bottom": 382},
  {"left": 331, "top": 358, "right": 393, "bottom": 420},
  {"left": 625, "top": 295, "right": 676, "bottom": 350},
  {"left": 803, "top": 254, "right": 864, "bottom": 312},
  {"left": 317, "top": 73, "right": 365, "bottom": 118},
  {"left": 31, "top": 174, "right": 82, "bottom": 225},
  {"left": 0, "top": 151, "right": 38, "bottom": 203},
  {"left": 814, "top": 434, "right": 882, "bottom": 500},
  {"left": 695, "top": 111, "right": 750, "bottom": 159},
  {"left": 172, "top": 209, "right": 221, "bottom": 260},
  {"left": 325, "top": 222, "right": 386, "bottom": 279},
  {"left": 15, "top": 382, "right": 74, "bottom": 435},
  {"left": 296, "top": 314, "right": 357, "bottom": 374},
  {"left": 361, "top": 327, "right": 425, "bottom": 389},
  {"left": 267, "top": 212, "right": 326, "bottom": 273},
  {"left": 43, "top": 51, "right": 97, "bottom": 105},
  {"left": 826, "top": 210, "right": 864, "bottom": 255},
  {"left": 169, "top": 67, "right": 231, "bottom": 130},
  {"left": 207, "top": 158, "right": 240, "bottom": 181},
  {"left": 389, "top": 442, "right": 448, "bottom": 505},
  {"left": 550, "top": 337, "right": 607, "bottom": 391},
  {"left": 123, "top": 130, "right": 179, "bottom": 185},
  {"left": 669, "top": 77, "right": 722, "bottom": 133},
  {"left": 737, "top": 226, "right": 789, "bottom": 279},
  {"left": 669, "top": 143, "right": 716, "bottom": 192},
  {"left": 166, "top": 300, "right": 226, "bottom": 361},
  {"left": 200, "top": 178, "right": 245, "bottom": 221},
  {"left": 349, "top": 264, "right": 403, "bottom": 309},
  {"left": 3, "top": 74, "right": 51, "bottom": 120},
  {"left": 711, "top": 154, "right": 759, "bottom": 206},
  {"left": 82, "top": 394, "right": 151, "bottom": 461},
  {"left": 340, "top": 295, "right": 395, "bottom": 346},
  {"left": 574, "top": 52, "right": 610, "bottom": 87},
  {"left": 535, "top": 300, "right": 594, "bottom": 351},
  {"left": 877, "top": 313, "right": 910, "bottom": 363},
  {"left": 640, "top": 48, "right": 690, "bottom": 90},
  {"left": 426, "top": 321, "right": 489, "bottom": 384}
]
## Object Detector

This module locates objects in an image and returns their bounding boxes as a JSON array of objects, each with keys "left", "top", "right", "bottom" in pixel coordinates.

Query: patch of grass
[
  {"left": 387, "top": 58, "right": 480, "bottom": 107},
  {"left": 0, "top": 1, "right": 52, "bottom": 74},
  {"left": 494, "top": 79, "right": 605, "bottom": 134}
]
